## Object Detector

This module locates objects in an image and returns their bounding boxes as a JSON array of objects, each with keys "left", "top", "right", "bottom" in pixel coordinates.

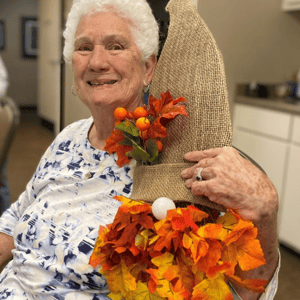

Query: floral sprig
[
  {"left": 89, "top": 196, "right": 267, "bottom": 300},
  {"left": 104, "top": 90, "right": 188, "bottom": 167}
]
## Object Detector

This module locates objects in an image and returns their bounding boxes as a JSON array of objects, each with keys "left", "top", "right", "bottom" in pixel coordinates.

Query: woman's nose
[{"left": 88, "top": 46, "right": 110, "bottom": 72}]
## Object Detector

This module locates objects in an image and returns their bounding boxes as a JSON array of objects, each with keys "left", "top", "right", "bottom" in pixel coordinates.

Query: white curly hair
[{"left": 63, "top": 0, "right": 159, "bottom": 64}]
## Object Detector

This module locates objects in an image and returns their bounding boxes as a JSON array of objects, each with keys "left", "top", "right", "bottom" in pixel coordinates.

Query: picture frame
[
  {"left": 0, "top": 20, "right": 5, "bottom": 51},
  {"left": 21, "top": 17, "right": 38, "bottom": 59}
]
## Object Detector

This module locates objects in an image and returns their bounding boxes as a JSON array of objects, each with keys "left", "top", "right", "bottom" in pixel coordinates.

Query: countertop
[{"left": 235, "top": 96, "right": 300, "bottom": 116}]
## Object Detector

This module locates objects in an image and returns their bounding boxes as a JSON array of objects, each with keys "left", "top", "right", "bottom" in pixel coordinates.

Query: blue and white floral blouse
[{"left": 0, "top": 117, "right": 136, "bottom": 299}]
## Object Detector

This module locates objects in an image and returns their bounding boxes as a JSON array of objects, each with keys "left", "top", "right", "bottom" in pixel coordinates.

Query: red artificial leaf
[
  {"left": 187, "top": 205, "right": 209, "bottom": 223},
  {"left": 147, "top": 90, "right": 188, "bottom": 140},
  {"left": 196, "top": 239, "right": 223, "bottom": 273},
  {"left": 104, "top": 129, "right": 133, "bottom": 167},
  {"left": 228, "top": 275, "right": 267, "bottom": 293},
  {"left": 207, "top": 262, "right": 231, "bottom": 279}
]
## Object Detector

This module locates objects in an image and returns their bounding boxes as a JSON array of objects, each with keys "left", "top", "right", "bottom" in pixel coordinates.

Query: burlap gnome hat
[{"left": 130, "top": 0, "right": 232, "bottom": 210}]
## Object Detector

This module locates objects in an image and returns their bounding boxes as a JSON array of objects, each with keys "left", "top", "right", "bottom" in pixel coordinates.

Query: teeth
[{"left": 89, "top": 80, "right": 116, "bottom": 86}]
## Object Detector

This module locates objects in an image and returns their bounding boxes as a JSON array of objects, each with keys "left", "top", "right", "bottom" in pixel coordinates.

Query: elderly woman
[{"left": 0, "top": 0, "right": 278, "bottom": 299}]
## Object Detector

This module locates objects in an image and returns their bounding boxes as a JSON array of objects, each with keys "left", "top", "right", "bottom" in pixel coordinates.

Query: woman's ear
[{"left": 143, "top": 54, "right": 157, "bottom": 86}]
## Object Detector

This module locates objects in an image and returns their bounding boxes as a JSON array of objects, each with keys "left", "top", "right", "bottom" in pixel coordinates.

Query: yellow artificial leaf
[
  {"left": 107, "top": 292, "right": 124, "bottom": 300},
  {"left": 151, "top": 252, "right": 174, "bottom": 268},
  {"left": 106, "top": 260, "right": 137, "bottom": 296},
  {"left": 217, "top": 211, "right": 238, "bottom": 231},
  {"left": 135, "top": 229, "right": 150, "bottom": 250},
  {"left": 183, "top": 233, "right": 193, "bottom": 249},
  {"left": 114, "top": 195, "right": 152, "bottom": 214},
  {"left": 155, "top": 277, "right": 175, "bottom": 299},
  {"left": 132, "top": 281, "right": 164, "bottom": 300},
  {"left": 192, "top": 273, "right": 233, "bottom": 300}
]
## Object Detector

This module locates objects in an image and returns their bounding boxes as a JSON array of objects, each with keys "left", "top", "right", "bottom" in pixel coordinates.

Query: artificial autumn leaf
[
  {"left": 89, "top": 225, "right": 111, "bottom": 268},
  {"left": 116, "top": 120, "right": 140, "bottom": 137},
  {"left": 187, "top": 205, "right": 209, "bottom": 223},
  {"left": 207, "top": 262, "right": 231, "bottom": 279},
  {"left": 146, "top": 252, "right": 175, "bottom": 297},
  {"left": 228, "top": 275, "right": 267, "bottom": 293},
  {"left": 192, "top": 273, "right": 233, "bottom": 300},
  {"left": 224, "top": 239, "right": 266, "bottom": 272},
  {"left": 164, "top": 258, "right": 194, "bottom": 294},
  {"left": 148, "top": 90, "right": 186, "bottom": 118},
  {"left": 127, "top": 139, "right": 151, "bottom": 164},
  {"left": 147, "top": 91, "right": 188, "bottom": 140},
  {"left": 147, "top": 118, "right": 168, "bottom": 139},
  {"left": 104, "top": 129, "right": 133, "bottom": 167},
  {"left": 196, "top": 239, "right": 223, "bottom": 273},
  {"left": 217, "top": 211, "right": 239, "bottom": 232},
  {"left": 145, "top": 138, "right": 159, "bottom": 163},
  {"left": 189, "top": 232, "right": 209, "bottom": 263},
  {"left": 132, "top": 281, "right": 164, "bottom": 300},
  {"left": 115, "top": 195, "right": 152, "bottom": 214},
  {"left": 198, "top": 223, "right": 227, "bottom": 241},
  {"left": 223, "top": 219, "right": 255, "bottom": 246},
  {"left": 104, "top": 260, "right": 137, "bottom": 296}
]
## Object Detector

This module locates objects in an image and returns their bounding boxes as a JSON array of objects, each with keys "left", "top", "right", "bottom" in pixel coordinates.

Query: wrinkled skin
[{"left": 181, "top": 147, "right": 279, "bottom": 300}]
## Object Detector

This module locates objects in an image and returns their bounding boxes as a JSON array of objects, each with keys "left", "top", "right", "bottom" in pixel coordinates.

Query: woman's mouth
[{"left": 88, "top": 80, "right": 117, "bottom": 86}]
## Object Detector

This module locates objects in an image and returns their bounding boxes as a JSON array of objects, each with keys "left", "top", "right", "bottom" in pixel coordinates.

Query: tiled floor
[{"left": 5, "top": 111, "right": 300, "bottom": 299}]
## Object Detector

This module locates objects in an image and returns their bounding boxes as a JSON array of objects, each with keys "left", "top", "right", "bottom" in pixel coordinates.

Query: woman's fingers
[
  {"left": 181, "top": 157, "right": 216, "bottom": 179},
  {"left": 184, "top": 147, "right": 222, "bottom": 162}
]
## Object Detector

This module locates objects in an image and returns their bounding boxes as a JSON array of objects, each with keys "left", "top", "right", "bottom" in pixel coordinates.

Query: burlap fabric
[{"left": 130, "top": 0, "right": 233, "bottom": 210}]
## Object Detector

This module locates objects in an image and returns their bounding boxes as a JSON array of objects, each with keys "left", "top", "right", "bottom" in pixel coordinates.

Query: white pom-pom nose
[{"left": 152, "top": 197, "right": 176, "bottom": 220}]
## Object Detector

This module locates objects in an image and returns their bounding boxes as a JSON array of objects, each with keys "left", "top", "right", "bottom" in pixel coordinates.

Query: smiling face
[{"left": 72, "top": 11, "right": 155, "bottom": 113}]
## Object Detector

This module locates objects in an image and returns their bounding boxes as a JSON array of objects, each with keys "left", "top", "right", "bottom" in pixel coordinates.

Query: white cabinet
[
  {"left": 282, "top": 0, "right": 300, "bottom": 11},
  {"left": 233, "top": 103, "right": 300, "bottom": 252},
  {"left": 233, "top": 129, "right": 287, "bottom": 198},
  {"left": 279, "top": 145, "right": 300, "bottom": 250}
]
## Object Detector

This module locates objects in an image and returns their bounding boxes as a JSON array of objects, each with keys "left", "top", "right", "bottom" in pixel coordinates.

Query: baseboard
[
  {"left": 19, "top": 105, "right": 54, "bottom": 133},
  {"left": 40, "top": 117, "right": 54, "bottom": 132},
  {"left": 19, "top": 105, "right": 37, "bottom": 112},
  {"left": 280, "top": 243, "right": 300, "bottom": 258}
]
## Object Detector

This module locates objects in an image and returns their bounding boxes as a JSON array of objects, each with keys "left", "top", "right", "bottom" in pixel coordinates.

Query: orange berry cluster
[{"left": 114, "top": 106, "right": 162, "bottom": 152}]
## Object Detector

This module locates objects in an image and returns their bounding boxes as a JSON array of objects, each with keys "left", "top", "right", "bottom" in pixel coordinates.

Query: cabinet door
[
  {"left": 233, "top": 129, "right": 287, "bottom": 199},
  {"left": 282, "top": 0, "right": 300, "bottom": 11},
  {"left": 279, "top": 145, "right": 300, "bottom": 251},
  {"left": 234, "top": 104, "right": 291, "bottom": 140}
]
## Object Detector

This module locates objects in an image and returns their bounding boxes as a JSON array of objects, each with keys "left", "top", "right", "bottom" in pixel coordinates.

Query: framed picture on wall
[
  {"left": 0, "top": 20, "right": 5, "bottom": 50},
  {"left": 21, "top": 17, "right": 38, "bottom": 59}
]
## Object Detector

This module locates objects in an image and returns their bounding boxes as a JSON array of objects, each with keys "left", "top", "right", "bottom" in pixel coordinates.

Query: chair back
[{"left": 0, "top": 97, "right": 20, "bottom": 170}]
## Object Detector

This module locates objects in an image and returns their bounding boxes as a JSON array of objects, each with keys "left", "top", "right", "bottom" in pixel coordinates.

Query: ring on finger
[{"left": 196, "top": 168, "right": 204, "bottom": 181}]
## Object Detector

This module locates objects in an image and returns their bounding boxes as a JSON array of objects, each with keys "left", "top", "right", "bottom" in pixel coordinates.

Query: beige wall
[
  {"left": 196, "top": 0, "right": 300, "bottom": 116},
  {"left": 0, "top": 0, "right": 38, "bottom": 106}
]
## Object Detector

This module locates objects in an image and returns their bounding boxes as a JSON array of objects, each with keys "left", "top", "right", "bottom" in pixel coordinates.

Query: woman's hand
[
  {"left": 181, "top": 147, "right": 278, "bottom": 223},
  {"left": 181, "top": 147, "right": 279, "bottom": 299}
]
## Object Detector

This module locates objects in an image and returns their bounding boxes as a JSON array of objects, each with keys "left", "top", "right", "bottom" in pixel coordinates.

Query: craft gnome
[{"left": 89, "top": 0, "right": 268, "bottom": 299}]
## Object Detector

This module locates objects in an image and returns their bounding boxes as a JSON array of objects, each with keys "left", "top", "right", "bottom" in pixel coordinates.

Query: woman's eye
[
  {"left": 111, "top": 44, "right": 122, "bottom": 50},
  {"left": 77, "top": 46, "right": 91, "bottom": 51}
]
